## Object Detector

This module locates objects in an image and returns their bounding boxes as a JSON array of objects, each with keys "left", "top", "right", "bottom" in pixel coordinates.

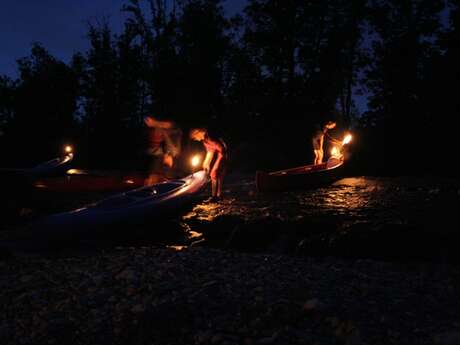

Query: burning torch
[
  {"left": 191, "top": 154, "right": 201, "bottom": 176},
  {"left": 330, "top": 133, "right": 353, "bottom": 158}
]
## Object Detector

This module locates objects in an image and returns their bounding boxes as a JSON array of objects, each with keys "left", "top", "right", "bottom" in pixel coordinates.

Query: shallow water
[
  {"left": 182, "top": 175, "right": 460, "bottom": 261},
  {"left": 2, "top": 175, "right": 460, "bottom": 262}
]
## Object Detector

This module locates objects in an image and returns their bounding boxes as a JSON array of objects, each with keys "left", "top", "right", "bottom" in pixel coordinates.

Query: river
[{"left": 1, "top": 175, "right": 460, "bottom": 262}]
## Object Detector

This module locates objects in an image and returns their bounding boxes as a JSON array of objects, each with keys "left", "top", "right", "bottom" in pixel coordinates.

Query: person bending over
[
  {"left": 312, "top": 120, "right": 337, "bottom": 165},
  {"left": 190, "top": 128, "right": 228, "bottom": 202}
]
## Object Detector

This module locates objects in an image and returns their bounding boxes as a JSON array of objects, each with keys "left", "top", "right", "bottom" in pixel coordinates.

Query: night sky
[
  {"left": 3, "top": 0, "right": 447, "bottom": 113},
  {"left": 0, "top": 0, "right": 247, "bottom": 78}
]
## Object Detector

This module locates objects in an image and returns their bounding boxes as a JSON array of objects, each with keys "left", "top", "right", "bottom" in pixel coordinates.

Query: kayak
[
  {"left": 0, "top": 153, "right": 74, "bottom": 179},
  {"left": 28, "top": 154, "right": 74, "bottom": 177},
  {"left": 32, "top": 169, "right": 151, "bottom": 193},
  {"left": 36, "top": 170, "right": 208, "bottom": 233},
  {"left": 0, "top": 153, "right": 75, "bottom": 208},
  {"left": 255, "top": 156, "right": 344, "bottom": 192}
]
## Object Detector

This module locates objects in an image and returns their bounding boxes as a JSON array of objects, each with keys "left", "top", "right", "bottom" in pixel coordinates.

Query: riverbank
[{"left": 1, "top": 246, "right": 459, "bottom": 345}]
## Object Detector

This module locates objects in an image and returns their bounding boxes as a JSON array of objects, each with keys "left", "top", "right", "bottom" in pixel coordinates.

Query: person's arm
[
  {"left": 163, "top": 129, "right": 180, "bottom": 157},
  {"left": 210, "top": 151, "right": 223, "bottom": 179},
  {"left": 319, "top": 135, "right": 324, "bottom": 150},
  {"left": 203, "top": 151, "right": 214, "bottom": 173},
  {"left": 210, "top": 140, "right": 225, "bottom": 178},
  {"left": 151, "top": 118, "right": 173, "bottom": 129},
  {"left": 325, "top": 132, "right": 341, "bottom": 145}
]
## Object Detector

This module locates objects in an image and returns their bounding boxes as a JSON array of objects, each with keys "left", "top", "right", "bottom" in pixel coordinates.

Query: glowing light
[
  {"left": 64, "top": 145, "right": 73, "bottom": 154},
  {"left": 167, "top": 245, "right": 187, "bottom": 251},
  {"left": 67, "top": 169, "right": 84, "bottom": 175},
  {"left": 331, "top": 146, "right": 340, "bottom": 156},
  {"left": 125, "top": 179, "right": 134, "bottom": 184},
  {"left": 342, "top": 134, "right": 352, "bottom": 145},
  {"left": 191, "top": 155, "right": 201, "bottom": 167}
]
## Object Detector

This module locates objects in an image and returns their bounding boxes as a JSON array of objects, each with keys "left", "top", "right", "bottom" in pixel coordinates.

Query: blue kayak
[{"left": 37, "top": 170, "right": 208, "bottom": 232}]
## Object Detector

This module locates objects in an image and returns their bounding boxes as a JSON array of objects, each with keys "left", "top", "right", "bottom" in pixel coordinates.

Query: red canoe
[{"left": 255, "top": 157, "right": 344, "bottom": 192}]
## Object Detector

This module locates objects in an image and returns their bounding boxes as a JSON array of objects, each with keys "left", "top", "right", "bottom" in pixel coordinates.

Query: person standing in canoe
[
  {"left": 143, "top": 115, "right": 181, "bottom": 185},
  {"left": 312, "top": 120, "right": 339, "bottom": 165},
  {"left": 189, "top": 128, "right": 227, "bottom": 202}
]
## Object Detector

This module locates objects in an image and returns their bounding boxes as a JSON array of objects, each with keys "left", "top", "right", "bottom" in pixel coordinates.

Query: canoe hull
[
  {"left": 36, "top": 171, "right": 208, "bottom": 234},
  {"left": 256, "top": 158, "right": 344, "bottom": 192},
  {"left": 32, "top": 171, "right": 152, "bottom": 193}
]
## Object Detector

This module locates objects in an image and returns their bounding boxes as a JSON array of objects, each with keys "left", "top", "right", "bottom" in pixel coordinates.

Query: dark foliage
[{"left": 0, "top": 0, "right": 457, "bottom": 175}]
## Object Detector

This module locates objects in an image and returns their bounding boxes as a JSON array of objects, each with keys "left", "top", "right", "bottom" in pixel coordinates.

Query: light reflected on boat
[
  {"left": 66, "top": 169, "right": 85, "bottom": 175},
  {"left": 167, "top": 245, "right": 187, "bottom": 251}
]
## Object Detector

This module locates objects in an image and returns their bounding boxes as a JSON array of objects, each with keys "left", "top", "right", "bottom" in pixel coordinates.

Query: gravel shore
[{"left": 1, "top": 246, "right": 459, "bottom": 345}]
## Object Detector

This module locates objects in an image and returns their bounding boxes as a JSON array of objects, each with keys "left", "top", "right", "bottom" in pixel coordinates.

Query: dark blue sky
[{"left": 0, "top": 0, "right": 247, "bottom": 78}]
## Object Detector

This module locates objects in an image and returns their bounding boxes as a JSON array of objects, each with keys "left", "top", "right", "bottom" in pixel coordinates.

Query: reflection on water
[
  {"left": 2, "top": 174, "right": 459, "bottom": 261},
  {"left": 182, "top": 176, "right": 460, "bottom": 260},
  {"left": 185, "top": 176, "right": 460, "bottom": 228}
]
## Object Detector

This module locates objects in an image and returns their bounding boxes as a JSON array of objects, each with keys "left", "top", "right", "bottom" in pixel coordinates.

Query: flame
[
  {"left": 331, "top": 146, "right": 340, "bottom": 156},
  {"left": 342, "top": 134, "right": 352, "bottom": 145},
  {"left": 191, "top": 155, "right": 201, "bottom": 167},
  {"left": 64, "top": 145, "right": 73, "bottom": 154}
]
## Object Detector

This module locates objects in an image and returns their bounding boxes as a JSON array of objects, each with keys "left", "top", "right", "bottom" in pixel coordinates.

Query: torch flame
[
  {"left": 191, "top": 155, "right": 201, "bottom": 168},
  {"left": 331, "top": 146, "right": 340, "bottom": 157},
  {"left": 342, "top": 134, "right": 352, "bottom": 146}
]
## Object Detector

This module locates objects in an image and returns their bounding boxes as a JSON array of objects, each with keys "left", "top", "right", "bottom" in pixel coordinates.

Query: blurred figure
[
  {"left": 312, "top": 120, "right": 338, "bottom": 165},
  {"left": 190, "top": 128, "right": 227, "bottom": 202},
  {"left": 143, "top": 115, "right": 182, "bottom": 185}
]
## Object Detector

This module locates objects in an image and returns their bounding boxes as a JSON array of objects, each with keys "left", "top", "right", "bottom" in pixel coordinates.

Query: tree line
[{"left": 0, "top": 0, "right": 458, "bottom": 175}]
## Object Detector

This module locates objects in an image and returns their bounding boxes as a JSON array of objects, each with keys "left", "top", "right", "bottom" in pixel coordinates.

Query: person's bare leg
[
  {"left": 318, "top": 150, "right": 324, "bottom": 164},
  {"left": 313, "top": 150, "right": 320, "bottom": 165},
  {"left": 211, "top": 179, "right": 218, "bottom": 198},
  {"left": 216, "top": 177, "right": 223, "bottom": 198}
]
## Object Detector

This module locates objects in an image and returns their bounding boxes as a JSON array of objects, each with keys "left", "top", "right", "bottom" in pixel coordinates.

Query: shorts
[
  {"left": 211, "top": 159, "right": 227, "bottom": 180},
  {"left": 312, "top": 139, "right": 322, "bottom": 151},
  {"left": 146, "top": 155, "right": 166, "bottom": 175}
]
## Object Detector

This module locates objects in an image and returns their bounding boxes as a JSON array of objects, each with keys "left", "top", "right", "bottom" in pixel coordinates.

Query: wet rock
[
  {"left": 434, "top": 331, "right": 460, "bottom": 345},
  {"left": 131, "top": 304, "right": 145, "bottom": 313},
  {"left": 115, "top": 268, "right": 136, "bottom": 280},
  {"left": 303, "top": 299, "right": 324, "bottom": 312},
  {"left": 211, "top": 334, "right": 224, "bottom": 344}
]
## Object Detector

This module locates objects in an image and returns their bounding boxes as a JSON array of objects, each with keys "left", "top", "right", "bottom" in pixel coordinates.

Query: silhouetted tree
[
  {"left": 122, "top": 0, "right": 180, "bottom": 119},
  {"left": 175, "top": 0, "right": 230, "bottom": 126},
  {"left": 423, "top": 0, "right": 460, "bottom": 169},
  {"left": 1, "top": 0, "right": 455, "bottom": 175},
  {"left": 364, "top": 0, "right": 445, "bottom": 172},
  {"left": 0, "top": 75, "right": 16, "bottom": 162},
  {"left": 8, "top": 44, "right": 78, "bottom": 165},
  {"left": 239, "top": 0, "right": 366, "bottom": 168},
  {"left": 80, "top": 23, "right": 127, "bottom": 168},
  {"left": 0, "top": 75, "right": 15, "bottom": 132}
]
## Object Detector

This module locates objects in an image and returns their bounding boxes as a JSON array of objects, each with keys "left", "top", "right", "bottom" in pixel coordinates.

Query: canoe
[
  {"left": 32, "top": 169, "right": 152, "bottom": 193},
  {"left": 28, "top": 154, "right": 74, "bottom": 177},
  {"left": 255, "top": 157, "right": 344, "bottom": 192},
  {"left": 0, "top": 153, "right": 74, "bottom": 180},
  {"left": 0, "top": 153, "right": 75, "bottom": 204},
  {"left": 36, "top": 170, "right": 208, "bottom": 232}
]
